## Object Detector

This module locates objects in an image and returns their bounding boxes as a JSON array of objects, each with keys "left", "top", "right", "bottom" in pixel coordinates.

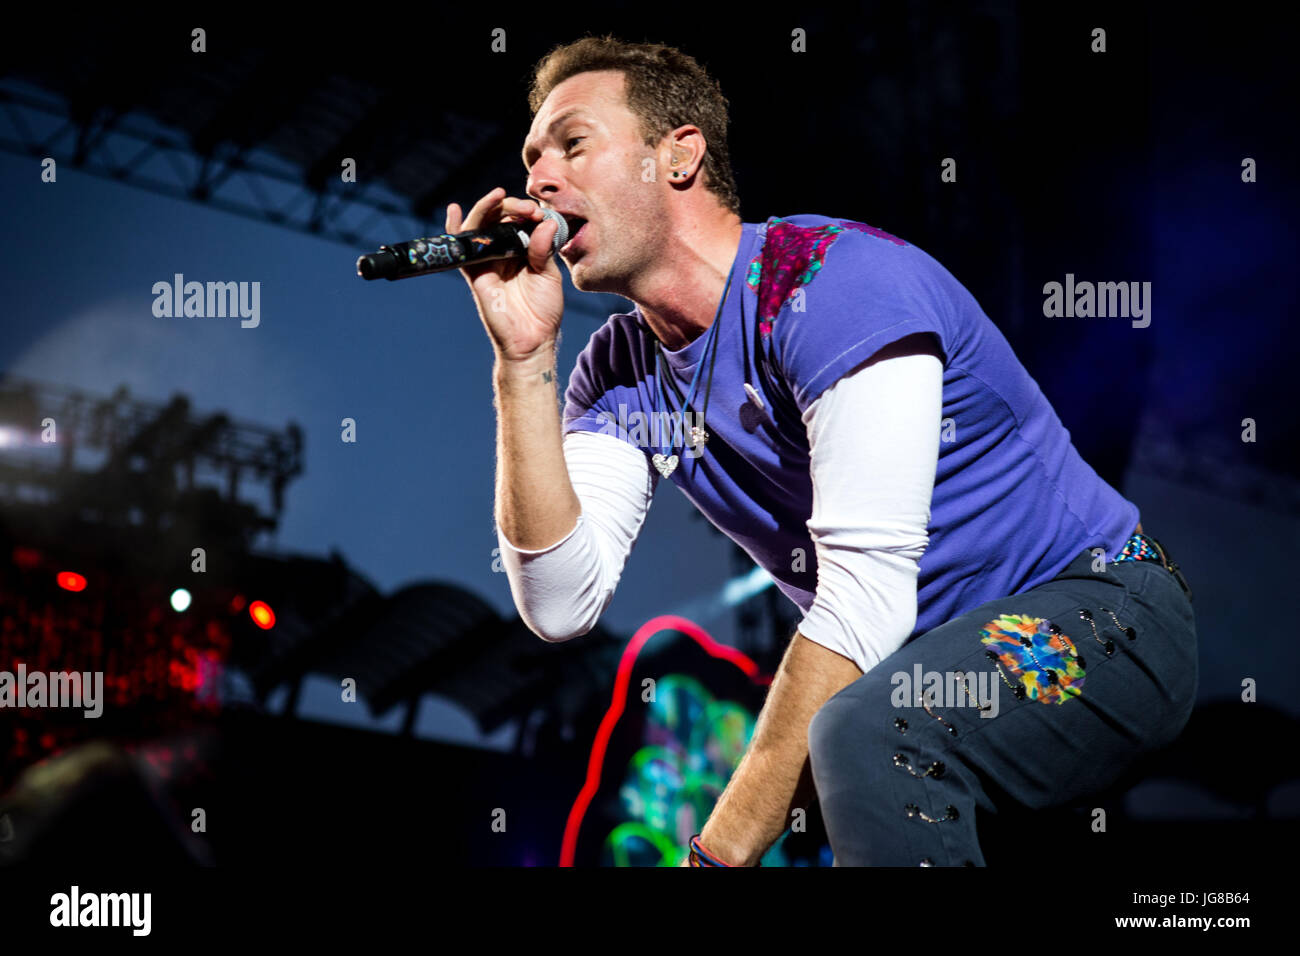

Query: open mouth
[{"left": 560, "top": 216, "right": 588, "bottom": 254}]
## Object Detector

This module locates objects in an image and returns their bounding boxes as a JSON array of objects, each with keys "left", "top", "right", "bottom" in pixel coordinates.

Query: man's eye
[{"left": 565, "top": 137, "right": 584, "bottom": 151}]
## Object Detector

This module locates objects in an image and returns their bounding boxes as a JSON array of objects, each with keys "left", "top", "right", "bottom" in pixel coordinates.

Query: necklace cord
[{"left": 652, "top": 256, "right": 736, "bottom": 458}]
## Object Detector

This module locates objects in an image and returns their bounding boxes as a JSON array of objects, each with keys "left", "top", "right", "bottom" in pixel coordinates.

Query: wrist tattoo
[{"left": 542, "top": 370, "right": 552, "bottom": 383}]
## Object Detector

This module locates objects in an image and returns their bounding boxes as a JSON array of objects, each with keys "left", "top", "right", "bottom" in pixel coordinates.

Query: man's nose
[{"left": 526, "top": 159, "right": 563, "bottom": 204}]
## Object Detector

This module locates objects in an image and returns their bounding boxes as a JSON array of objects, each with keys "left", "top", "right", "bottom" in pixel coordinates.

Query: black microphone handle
[{"left": 356, "top": 209, "right": 569, "bottom": 281}]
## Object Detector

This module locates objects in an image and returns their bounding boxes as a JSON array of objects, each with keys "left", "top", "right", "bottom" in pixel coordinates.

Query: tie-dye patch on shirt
[{"left": 746, "top": 217, "right": 909, "bottom": 336}]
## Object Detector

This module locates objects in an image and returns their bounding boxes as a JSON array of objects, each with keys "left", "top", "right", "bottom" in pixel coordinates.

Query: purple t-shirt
[{"left": 562, "top": 214, "right": 1139, "bottom": 642}]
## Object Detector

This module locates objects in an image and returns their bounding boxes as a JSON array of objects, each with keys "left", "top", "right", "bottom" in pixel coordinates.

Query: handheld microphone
[{"left": 356, "top": 209, "right": 570, "bottom": 281}]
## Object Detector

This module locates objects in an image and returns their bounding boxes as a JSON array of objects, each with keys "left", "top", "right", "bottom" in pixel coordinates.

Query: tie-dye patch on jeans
[{"left": 806, "top": 542, "right": 1197, "bottom": 865}]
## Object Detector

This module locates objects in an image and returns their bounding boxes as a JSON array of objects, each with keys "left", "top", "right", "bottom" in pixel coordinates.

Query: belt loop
[
  {"left": 1168, "top": 561, "right": 1194, "bottom": 603},
  {"left": 1147, "top": 533, "right": 1194, "bottom": 604}
]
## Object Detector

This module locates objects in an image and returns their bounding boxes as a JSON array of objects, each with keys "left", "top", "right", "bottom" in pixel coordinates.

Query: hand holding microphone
[
  {"left": 355, "top": 194, "right": 569, "bottom": 280},
  {"left": 439, "top": 188, "right": 569, "bottom": 363}
]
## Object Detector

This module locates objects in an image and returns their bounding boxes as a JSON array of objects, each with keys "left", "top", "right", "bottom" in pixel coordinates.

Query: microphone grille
[{"left": 539, "top": 208, "right": 569, "bottom": 254}]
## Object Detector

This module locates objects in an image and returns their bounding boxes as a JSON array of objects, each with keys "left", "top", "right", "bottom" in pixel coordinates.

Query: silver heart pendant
[{"left": 651, "top": 453, "right": 679, "bottom": 478}]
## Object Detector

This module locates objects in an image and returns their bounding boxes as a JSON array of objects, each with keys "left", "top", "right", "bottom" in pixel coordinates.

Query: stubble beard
[
  {"left": 570, "top": 192, "right": 667, "bottom": 299},
  {"left": 569, "top": 224, "right": 640, "bottom": 298}
]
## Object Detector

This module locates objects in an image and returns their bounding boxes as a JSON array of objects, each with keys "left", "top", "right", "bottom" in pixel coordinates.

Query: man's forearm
[
  {"left": 493, "top": 343, "right": 581, "bottom": 550},
  {"left": 697, "top": 632, "right": 863, "bottom": 866}
]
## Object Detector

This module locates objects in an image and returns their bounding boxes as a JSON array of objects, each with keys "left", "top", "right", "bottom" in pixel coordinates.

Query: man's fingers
[
  {"left": 450, "top": 193, "right": 538, "bottom": 236},
  {"left": 527, "top": 217, "right": 558, "bottom": 273},
  {"left": 502, "top": 197, "right": 541, "bottom": 221},
  {"left": 461, "top": 186, "right": 506, "bottom": 232}
]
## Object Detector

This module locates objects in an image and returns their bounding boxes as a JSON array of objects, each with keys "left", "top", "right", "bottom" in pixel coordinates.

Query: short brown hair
[{"left": 528, "top": 35, "right": 741, "bottom": 217}]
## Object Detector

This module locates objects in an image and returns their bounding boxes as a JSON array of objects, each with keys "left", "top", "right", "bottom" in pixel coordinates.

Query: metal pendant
[
  {"left": 688, "top": 425, "right": 708, "bottom": 448},
  {"left": 651, "top": 453, "right": 679, "bottom": 478}
]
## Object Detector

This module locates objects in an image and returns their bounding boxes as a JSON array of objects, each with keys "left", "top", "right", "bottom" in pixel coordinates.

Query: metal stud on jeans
[
  {"left": 1099, "top": 606, "right": 1137, "bottom": 641},
  {"left": 1079, "top": 608, "right": 1115, "bottom": 654},
  {"left": 904, "top": 804, "right": 960, "bottom": 823},
  {"left": 893, "top": 753, "right": 946, "bottom": 779}
]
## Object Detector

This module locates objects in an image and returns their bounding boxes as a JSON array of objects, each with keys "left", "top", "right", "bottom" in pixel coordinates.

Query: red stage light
[
  {"left": 56, "top": 571, "right": 87, "bottom": 592},
  {"left": 248, "top": 600, "right": 275, "bottom": 629}
]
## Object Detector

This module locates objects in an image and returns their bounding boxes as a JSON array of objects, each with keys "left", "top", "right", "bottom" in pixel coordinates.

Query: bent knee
[{"left": 808, "top": 684, "right": 895, "bottom": 767}]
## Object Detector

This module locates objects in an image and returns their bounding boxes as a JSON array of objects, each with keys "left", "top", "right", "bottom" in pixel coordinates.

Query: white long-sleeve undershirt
[{"left": 495, "top": 349, "right": 943, "bottom": 674}]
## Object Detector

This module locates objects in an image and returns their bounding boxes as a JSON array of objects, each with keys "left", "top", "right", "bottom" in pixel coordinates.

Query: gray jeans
[{"left": 806, "top": 537, "right": 1197, "bottom": 865}]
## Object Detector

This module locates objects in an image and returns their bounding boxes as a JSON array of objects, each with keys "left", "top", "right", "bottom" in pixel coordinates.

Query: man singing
[{"left": 448, "top": 35, "right": 1197, "bottom": 866}]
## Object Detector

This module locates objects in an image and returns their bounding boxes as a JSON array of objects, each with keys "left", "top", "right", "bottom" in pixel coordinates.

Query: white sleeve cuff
[
  {"left": 498, "top": 511, "right": 605, "bottom": 642},
  {"left": 496, "top": 429, "right": 656, "bottom": 642},
  {"left": 497, "top": 516, "right": 582, "bottom": 555}
]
